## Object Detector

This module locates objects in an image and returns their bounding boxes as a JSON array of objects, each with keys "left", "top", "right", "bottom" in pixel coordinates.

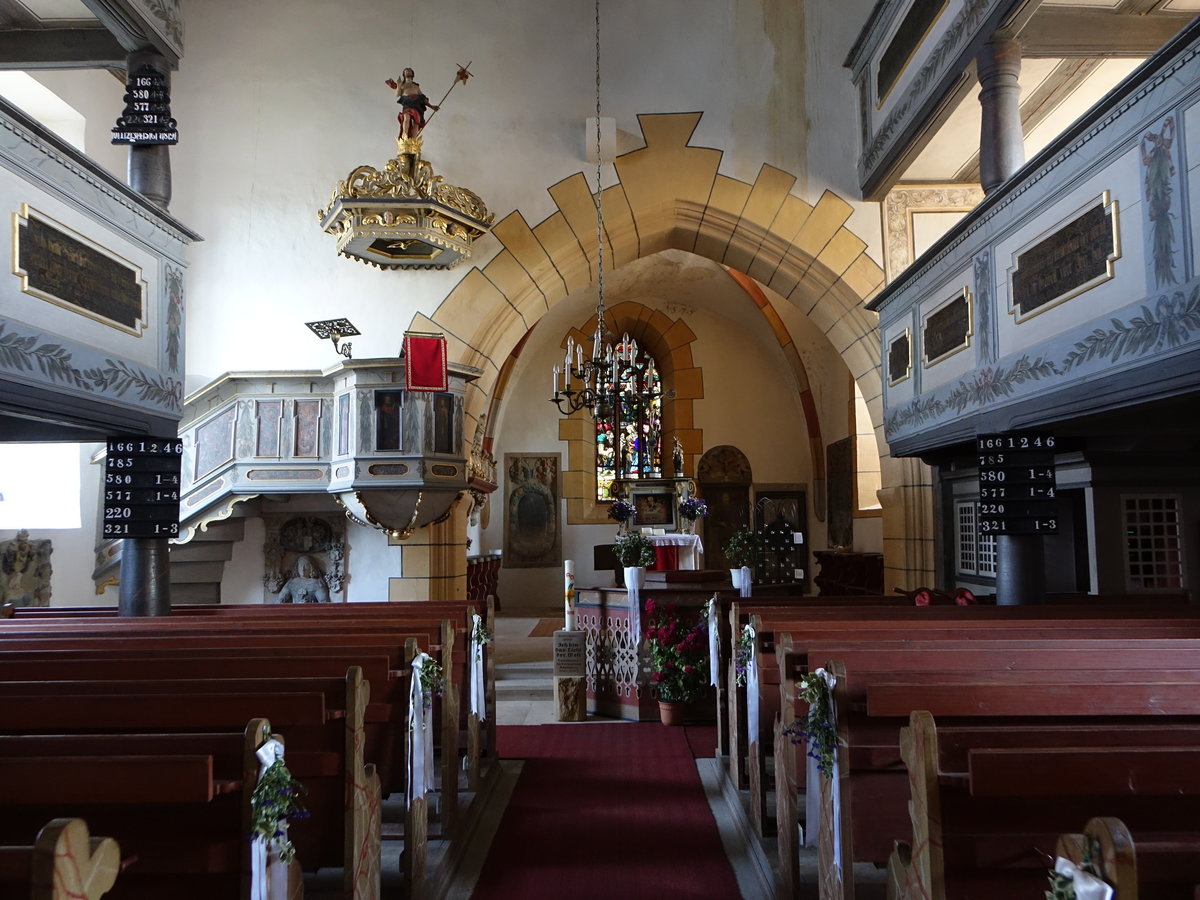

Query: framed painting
[
  {"left": 503, "top": 453, "right": 561, "bottom": 568},
  {"left": 631, "top": 488, "right": 676, "bottom": 530}
]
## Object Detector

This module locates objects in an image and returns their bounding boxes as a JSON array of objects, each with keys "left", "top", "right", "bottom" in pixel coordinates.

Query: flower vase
[
  {"left": 658, "top": 699, "right": 686, "bottom": 726},
  {"left": 682, "top": 518, "right": 695, "bottom": 535}
]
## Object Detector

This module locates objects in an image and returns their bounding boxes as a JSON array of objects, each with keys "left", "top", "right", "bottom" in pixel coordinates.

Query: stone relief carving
[
  {"left": 1, "top": 529, "right": 52, "bottom": 607},
  {"left": 262, "top": 514, "right": 347, "bottom": 603}
]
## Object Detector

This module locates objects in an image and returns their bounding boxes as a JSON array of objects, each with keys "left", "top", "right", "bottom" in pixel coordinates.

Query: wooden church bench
[
  {"left": 729, "top": 601, "right": 1200, "bottom": 799},
  {"left": 736, "top": 609, "right": 1200, "bottom": 852},
  {"left": 0, "top": 613, "right": 473, "bottom": 829},
  {"left": 887, "top": 711, "right": 1200, "bottom": 900},
  {"left": 1056, "top": 816, "right": 1200, "bottom": 900},
  {"left": 0, "top": 673, "right": 380, "bottom": 899},
  {"left": 769, "top": 633, "right": 1200, "bottom": 898},
  {"left": 0, "top": 720, "right": 267, "bottom": 898},
  {"left": 0, "top": 818, "right": 121, "bottom": 900}
]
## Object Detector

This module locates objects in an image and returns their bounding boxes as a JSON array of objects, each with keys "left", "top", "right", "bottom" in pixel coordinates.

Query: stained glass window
[{"left": 596, "top": 345, "right": 663, "bottom": 500}]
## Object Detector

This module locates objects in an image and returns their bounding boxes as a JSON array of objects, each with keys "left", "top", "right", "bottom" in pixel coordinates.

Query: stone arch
[{"left": 414, "top": 111, "right": 932, "bottom": 591}]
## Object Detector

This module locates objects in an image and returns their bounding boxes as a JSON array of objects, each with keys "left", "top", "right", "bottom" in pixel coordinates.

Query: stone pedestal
[{"left": 553, "top": 630, "right": 587, "bottom": 722}]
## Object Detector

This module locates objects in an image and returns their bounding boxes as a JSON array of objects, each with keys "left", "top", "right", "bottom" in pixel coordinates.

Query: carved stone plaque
[
  {"left": 888, "top": 330, "right": 911, "bottom": 385},
  {"left": 1011, "top": 200, "right": 1117, "bottom": 320},
  {"left": 923, "top": 290, "right": 971, "bottom": 365},
  {"left": 16, "top": 209, "right": 145, "bottom": 332}
]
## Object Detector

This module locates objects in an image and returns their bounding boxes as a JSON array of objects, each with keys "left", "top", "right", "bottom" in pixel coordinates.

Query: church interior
[{"left": 2, "top": 0, "right": 1200, "bottom": 897}]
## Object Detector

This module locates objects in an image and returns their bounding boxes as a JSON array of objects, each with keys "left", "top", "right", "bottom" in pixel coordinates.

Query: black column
[
  {"left": 995, "top": 534, "right": 1044, "bottom": 606},
  {"left": 118, "top": 49, "right": 174, "bottom": 615},
  {"left": 125, "top": 49, "right": 172, "bottom": 209},
  {"left": 119, "top": 537, "right": 171, "bottom": 617}
]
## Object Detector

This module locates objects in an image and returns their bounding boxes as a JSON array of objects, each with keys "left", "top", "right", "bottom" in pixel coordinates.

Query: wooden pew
[
  {"left": 0, "top": 674, "right": 379, "bottom": 900},
  {"left": 887, "top": 711, "right": 1200, "bottom": 900},
  {"left": 0, "top": 719, "right": 277, "bottom": 899},
  {"left": 727, "top": 599, "right": 1200, "bottom": 796},
  {"left": 766, "top": 627, "right": 1200, "bottom": 898},
  {"left": 0, "top": 602, "right": 499, "bottom": 895},
  {"left": 0, "top": 818, "right": 120, "bottom": 900},
  {"left": 1055, "top": 816, "right": 1200, "bottom": 900},
  {"left": 738, "top": 605, "right": 1200, "bottom": 845},
  {"left": 0, "top": 612, "right": 470, "bottom": 837}
]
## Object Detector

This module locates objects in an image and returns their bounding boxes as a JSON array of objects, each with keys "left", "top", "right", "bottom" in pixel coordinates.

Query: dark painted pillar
[
  {"left": 995, "top": 534, "right": 1044, "bottom": 606},
  {"left": 119, "top": 538, "right": 171, "bottom": 617},
  {"left": 977, "top": 35, "right": 1024, "bottom": 194},
  {"left": 125, "top": 48, "right": 172, "bottom": 209},
  {"left": 119, "top": 48, "right": 173, "bottom": 615}
]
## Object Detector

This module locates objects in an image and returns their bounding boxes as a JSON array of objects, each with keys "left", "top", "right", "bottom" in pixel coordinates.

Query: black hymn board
[
  {"left": 104, "top": 438, "right": 182, "bottom": 539},
  {"left": 977, "top": 432, "right": 1057, "bottom": 535},
  {"left": 111, "top": 65, "right": 179, "bottom": 145}
]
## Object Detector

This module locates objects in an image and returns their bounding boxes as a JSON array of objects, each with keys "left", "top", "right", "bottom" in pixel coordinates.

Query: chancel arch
[{"left": 416, "top": 112, "right": 934, "bottom": 592}]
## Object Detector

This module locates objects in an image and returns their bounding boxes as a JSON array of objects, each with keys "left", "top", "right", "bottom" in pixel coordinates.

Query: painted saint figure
[{"left": 385, "top": 68, "right": 439, "bottom": 140}]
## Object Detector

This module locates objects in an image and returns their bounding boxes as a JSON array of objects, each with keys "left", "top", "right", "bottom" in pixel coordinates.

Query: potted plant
[
  {"left": 723, "top": 528, "right": 760, "bottom": 590},
  {"left": 643, "top": 598, "right": 709, "bottom": 724},
  {"left": 613, "top": 530, "right": 654, "bottom": 568},
  {"left": 678, "top": 496, "right": 708, "bottom": 534}
]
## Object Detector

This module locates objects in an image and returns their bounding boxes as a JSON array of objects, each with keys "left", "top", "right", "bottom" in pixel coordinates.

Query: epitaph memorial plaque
[
  {"left": 103, "top": 437, "right": 183, "bottom": 539},
  {"left": 888, "top": 329, "right": 911, "bottom": 385},
  {"left": 923, "top": 289, "right": 971, "bottom": 366},
  {"left": 1010, "top": 197, "right": 1118, "bottom": 321},
  {"left": 15, "top": 208, "right": 146, "bottom": 333}
]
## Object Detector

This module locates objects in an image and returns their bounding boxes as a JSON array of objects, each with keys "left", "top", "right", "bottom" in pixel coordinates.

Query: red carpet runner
[{"left": 471, "top": 723, "right": 742, "bottom": 899}]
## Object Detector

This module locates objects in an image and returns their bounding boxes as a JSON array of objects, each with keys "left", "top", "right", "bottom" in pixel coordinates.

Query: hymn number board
[
  {"left": 977, "top": 432, "right": 1057, "bottom": 535},
  {"left": 104, "top": 438, "right": 183, "bottom": 539}
]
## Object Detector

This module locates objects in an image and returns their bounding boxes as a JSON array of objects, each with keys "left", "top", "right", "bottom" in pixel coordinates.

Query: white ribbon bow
[
  {"left": 803, "top": 668, "right": 841, "bottom": 882},
  {"left": 707, "top": 596, "right": 720, "bottom": 687},
  {"left": 746, "top": 625, "right": 759, "bottom": 752},
  {"left": 470, "top": 613, "right": 486, "bottom": 722},
  {"left": 407, "top": 653, "right": 436, "bottom": 806},
  {"left": 251, "top": 738, "right": 286, "bottom": 900},
  {"left": 1053, "top": 857, "right": 1113, "bottom": 900}
]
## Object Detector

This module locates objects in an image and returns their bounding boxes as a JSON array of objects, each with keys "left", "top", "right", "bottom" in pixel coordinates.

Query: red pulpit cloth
[{"left": 404, "top": 334, "right": 448, "bottom": 392}]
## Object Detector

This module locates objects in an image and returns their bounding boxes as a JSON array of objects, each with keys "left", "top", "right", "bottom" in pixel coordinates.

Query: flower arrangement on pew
[
  {"left": 251, "top": 739, "right": 310, "bottom": 863},
  {"left": 419, "top": 657, "right": 445, "bottom": 715},
  {"left": 644, "top": 598, "right": 709, "bottom": 703},
  {"left": 782, "top": 673, "right": 838, "bottom": 779},
  {"left": 1045, "top": 836, "right": 1107, "bottom": 900},
  {"left": 733, "top": 624, "right": 754, "bottom": 687}
]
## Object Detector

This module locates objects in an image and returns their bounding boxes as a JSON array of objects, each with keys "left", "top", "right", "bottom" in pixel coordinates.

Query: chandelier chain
[{"left": 594, "top": 0, "right": 604, "bottom": 338}]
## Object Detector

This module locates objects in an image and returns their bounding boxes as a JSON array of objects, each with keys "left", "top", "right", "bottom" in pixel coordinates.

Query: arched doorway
[{"left": 697, "top": 445, "right": 752, "bottom": 571}]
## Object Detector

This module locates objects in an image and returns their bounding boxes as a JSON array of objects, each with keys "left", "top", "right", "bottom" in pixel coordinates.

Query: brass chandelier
[{"left": 549, "top": 0, "right": 661, "bottom": 419}]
